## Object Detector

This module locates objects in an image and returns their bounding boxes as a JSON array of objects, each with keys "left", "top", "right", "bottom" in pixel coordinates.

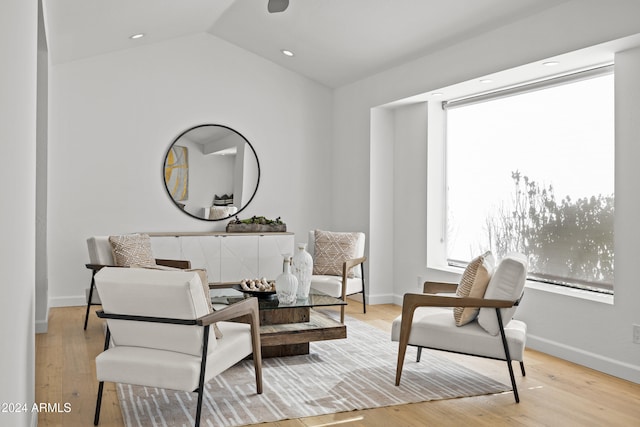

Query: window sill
[
  {"left": 424, "top": 266, "right": 614, "bottom": 305},
  {"left": 524, "top": 280, "right": 613, "bottom": 305}
]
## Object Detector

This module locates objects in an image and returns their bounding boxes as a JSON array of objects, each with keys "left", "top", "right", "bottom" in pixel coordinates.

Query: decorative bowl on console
[{"left": 226, "top": 216, "right": 287, "bottom": 232}]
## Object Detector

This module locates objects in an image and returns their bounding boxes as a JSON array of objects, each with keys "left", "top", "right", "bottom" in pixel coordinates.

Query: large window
[{"left": 445, "top": 67, "right": 614, "bottom": 293}]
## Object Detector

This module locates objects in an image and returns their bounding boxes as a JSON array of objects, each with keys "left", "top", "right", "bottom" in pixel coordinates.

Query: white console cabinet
[{"left": 147, "top": 232, "right": 294, "bottom": 283}]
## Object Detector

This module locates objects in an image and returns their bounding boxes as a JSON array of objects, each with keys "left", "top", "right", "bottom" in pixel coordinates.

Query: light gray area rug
[{"left": 117, "top": 311, "right": 510, "bottom": 426}]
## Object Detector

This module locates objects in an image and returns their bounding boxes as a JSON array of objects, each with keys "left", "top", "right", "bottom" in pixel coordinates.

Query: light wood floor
[{"left": 36, "top": 302, "right": 640, "bottom": 427}]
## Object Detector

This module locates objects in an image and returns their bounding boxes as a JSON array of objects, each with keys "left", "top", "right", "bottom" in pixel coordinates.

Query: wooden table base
[
  {"left": 257, "top": 308, "right": 346, "bottom": 357},
  {"left": 261, "top": 343, "right": 310, "bottom": 358}
]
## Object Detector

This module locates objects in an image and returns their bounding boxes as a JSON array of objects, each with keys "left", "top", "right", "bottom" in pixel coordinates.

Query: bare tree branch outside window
[{"left": 485, "top": 171, "right": 614, "bottom": 290}]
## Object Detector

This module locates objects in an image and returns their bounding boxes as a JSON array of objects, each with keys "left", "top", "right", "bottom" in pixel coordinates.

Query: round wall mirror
[{"left": 163, "top": 124, "right": 260, "bottom": 221}]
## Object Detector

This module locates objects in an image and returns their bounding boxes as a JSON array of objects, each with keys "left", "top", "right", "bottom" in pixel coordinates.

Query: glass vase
[
  {"left": 292, "top": 243, "right": 313, "bottom": 299},
  {"left": 275, "top": 255, "right": 298, "bottom": 304}
]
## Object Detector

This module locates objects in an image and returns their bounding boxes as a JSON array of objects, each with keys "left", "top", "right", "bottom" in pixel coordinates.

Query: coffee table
[{"left": 214, "top": 287, "right": 347, "bottom": 357}]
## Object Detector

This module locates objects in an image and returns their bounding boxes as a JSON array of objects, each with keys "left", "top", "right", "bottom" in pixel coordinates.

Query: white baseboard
[
  {"left": 392, "top": 294, "right": 403, "bottom": 306},
  {"left": 523, "top": 334, "right": 640, "bottom": 384},
  {"left": 49, "top": 295, "right": 86, "bottom": 308},
  {"left": 35, "top": 319, "right": 48, "bottom": 334},
  {"left": 362, "top": 293, "right": 395, "bottom": 305},
  {"left": 35, "top": 306, "right": 50, "bottom": 334}
]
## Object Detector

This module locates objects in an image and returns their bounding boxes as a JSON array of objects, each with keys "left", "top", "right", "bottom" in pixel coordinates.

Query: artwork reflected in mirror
[
  {"left": 163, "top": 124, "right": 260, "bottom": 221},
  {"left": 165, "top": 145, "right": 189, "bottom": 201}
]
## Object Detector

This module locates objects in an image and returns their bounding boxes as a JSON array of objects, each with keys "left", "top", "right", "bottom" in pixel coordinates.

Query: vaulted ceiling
[{"left": 42, "top": 0, "right": 569, "bottom": 88}]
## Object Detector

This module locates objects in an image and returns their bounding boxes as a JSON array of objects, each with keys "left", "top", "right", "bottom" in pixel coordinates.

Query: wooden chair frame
[
  {"left": 93, "top": 297, "right": 263, "bottom": 427},
  {"left": 338, "top": 256, "right": 367, "bottom": 323},
  {"left": 83, "top": 258, "right": 191, "bottom": 330},
  {"left": 395, "top": 282, "right": 525, "bottom": 403}
]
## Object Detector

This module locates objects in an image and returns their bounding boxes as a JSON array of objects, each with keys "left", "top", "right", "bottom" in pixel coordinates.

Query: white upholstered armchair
[
  {"left": 308, "top": 230, "right": 367, "bottom": 323},
  {"left": 93, "top": 267, "right": 262, "bottom": 427},
  {"left": 84, "top": 234, "right": 191, "bottom": 329},
  {"left": 392, "top": 253, "right": 528, "bottom": 402}
]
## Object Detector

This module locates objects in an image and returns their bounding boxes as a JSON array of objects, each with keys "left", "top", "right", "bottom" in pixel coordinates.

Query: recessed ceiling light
[
  {"left": 129, "top": 33, "right": 145, "bottom": 40},
  {"left": 479, "top": 79, "right": 493, "bottom": 84},
  {"left": 281, "top": 49, "right": 294, "bottom": 57},
  {"left": 431, "top": 92, "right": 444, "bottom": 97},
  {"left": 543, "top": 61, "right": 560, "bottom": 66}
]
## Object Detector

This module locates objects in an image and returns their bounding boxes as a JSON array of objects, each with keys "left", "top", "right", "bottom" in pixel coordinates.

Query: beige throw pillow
[
  {"left": 453, "top": 251, "right": 494, "bottom": 326},
  {"left": 109, "top": 234, "right": 156, "bottom": 267},
  {"left": 312, "top": 230, "right": 360, "bottom": 277}
]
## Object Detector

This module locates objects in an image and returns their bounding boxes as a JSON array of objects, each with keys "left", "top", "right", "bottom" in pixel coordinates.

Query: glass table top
[{"left": 212, "top": 286, "right": 346, "bottom": 310}]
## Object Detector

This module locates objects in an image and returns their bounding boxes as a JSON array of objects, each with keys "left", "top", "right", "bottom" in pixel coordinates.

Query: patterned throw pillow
[
  {"left": 312, "top": 230, "right": 360, "bottom": 277},
  {"left": 453, "top": 251, "right": 494, "bottom": 326},
  {"left": 109, "top": 234, "right": 156, "bottom": 267}
]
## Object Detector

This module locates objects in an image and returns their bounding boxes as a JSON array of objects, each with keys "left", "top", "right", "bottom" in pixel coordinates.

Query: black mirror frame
[{"left": 162, "top": 124, "right": 261, "bottom": 221}]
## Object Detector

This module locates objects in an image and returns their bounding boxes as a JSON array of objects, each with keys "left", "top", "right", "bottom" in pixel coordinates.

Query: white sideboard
[{"left": 147, "top": 232, "right": 294, "bottom": 283}]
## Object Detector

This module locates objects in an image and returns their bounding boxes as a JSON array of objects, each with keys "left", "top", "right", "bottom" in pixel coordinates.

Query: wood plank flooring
[{"left": 36, "top": 302, "right": 640, "bottom": 427}]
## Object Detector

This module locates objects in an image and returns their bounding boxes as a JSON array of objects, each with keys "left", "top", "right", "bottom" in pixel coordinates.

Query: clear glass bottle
[
  {"left": 292, "top": 243, "right": 313, "bottom": 299},
  {"left": 275, "top": 255, "right": 298, "bottom": 304}
]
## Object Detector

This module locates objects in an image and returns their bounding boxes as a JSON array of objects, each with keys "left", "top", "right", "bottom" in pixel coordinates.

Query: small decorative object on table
[
  {"left": 235, "top": 277, "right": 277, "bottom": 299},
  {"left": 292, "top": 243, "right": 313, "bottom": 299},
  {"left": 226, "top": 216, "right": 287, "bottom": 233},
  {"left": 275, "top": 255, "right": 298, "bottom": 304}
]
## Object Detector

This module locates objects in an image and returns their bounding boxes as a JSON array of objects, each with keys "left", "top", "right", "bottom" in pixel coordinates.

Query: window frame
[{"left": 441, "top": 65, "right": 615, "bottom": 295}]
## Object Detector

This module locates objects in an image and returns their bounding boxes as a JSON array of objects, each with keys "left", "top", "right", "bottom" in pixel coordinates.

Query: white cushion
[
  {"left": 310, "top": 275, "right": 363, "bottom": 298},
  {"left": 96, "top": 321, "right": 252, "bottom": 391},
  {"left": 390, "top": 307, "right": 526, "bottom": 361},
  {"left": 95, "top": 267, "right": 216, "bottom": 356},
  {"left": 307, "top": 230, "right": 365, "bottom": 278},
  {"left": 477, "top": 253, "right": 528, "bottom": 336},
  {"left": 87, "top": 236, "right": 115, "bottom": 265}
]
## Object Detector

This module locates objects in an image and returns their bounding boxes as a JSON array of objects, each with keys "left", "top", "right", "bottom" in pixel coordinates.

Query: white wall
[
  {"left": 392, "top": 103, "right": 429, "bottom": 298},
  {"left": 47, "top": 33, "right": 333, "bottom": 308},
  {"left": 369, "top": 107, "right": 395, "bottom": 304},
  {"left": 0, "top": 1, "right": 37, "bottom": 426},
  {"left": 333, "top": 0, "right": 640, "bottom": 382},
  {"left": 35, "top": 3, "right": 49, "bottom": 334}
]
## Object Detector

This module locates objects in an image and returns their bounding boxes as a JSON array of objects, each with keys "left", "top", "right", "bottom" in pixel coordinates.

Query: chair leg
[
  {"left": 249, "top": 309, "right": 263, "bottom": 395},
  {"left": 395, "top": 341, "right": 408, "bottom": 386},
  {"left": 395, "top": 299, "right": 418, "bottom": 387},
  {"left": 84, "top": 303, "right": 92, "bottom": 331},
  {"left": 505, "top": 360, "right": 519, "bottom": 403},
  {"left": 416, "top": 346, "right": 422, "bottom": 363},
  {"left": 194, "top": 390, "right": 203, "bottom": 427},
  {"left": 496, "top": 308, "right": 519, "bottom": 403},
  {"left": 520, "top": 361, "right": 526, "bottom": 377},
  {"left": 93, "top": 381, "right": 104, "bottom": 425},
  {"left": 84, "top": 274, "right": 97, "bottom": 330},
  {"left": 194, "top": 325, "right": 210, "bottom": 427},
  {"left": 340, "top": 305, "right": 345, "bottom": 324},
  {"left": 361, "top": 264, "right": 367, "bottom": 314}
]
